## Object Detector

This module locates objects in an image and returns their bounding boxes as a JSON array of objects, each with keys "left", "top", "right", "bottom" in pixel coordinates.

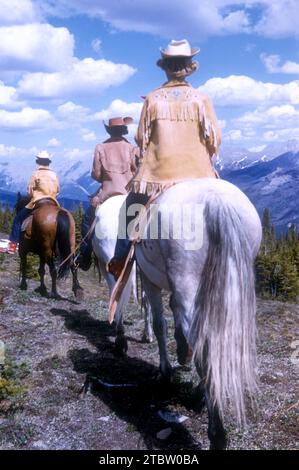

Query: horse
[
  {"left": 125, "top": 178, "right": 262, "bottom": 449},
  {"left": 92, "top": 195, "right": 153, "bottom": 351},
  {"left": 16, "top": 193, "right": 84, "bottom": 300}
]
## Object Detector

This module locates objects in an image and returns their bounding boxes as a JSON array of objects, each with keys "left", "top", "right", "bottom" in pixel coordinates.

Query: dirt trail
[{"left": 0, "top": 250, "right": 298, "bottom": 450}]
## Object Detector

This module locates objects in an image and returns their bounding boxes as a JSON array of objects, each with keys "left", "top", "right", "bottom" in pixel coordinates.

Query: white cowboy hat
[
  {"left": 36, "top": 150, "right": 52, "bottom": 161},
  {"left": 160, "top": 39, "right": 200, "bottom": 58}
]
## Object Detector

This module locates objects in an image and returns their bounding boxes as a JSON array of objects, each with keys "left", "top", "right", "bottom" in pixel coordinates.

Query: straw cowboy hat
[
  {"left": 160, "top": 39, "right": 200, "bottom": 58},
  {"left": 104, "top": 116, "right": 133, "bottom": 133},
  {"left": 36, "top": 150, "right": 52, "bottom": 162}
]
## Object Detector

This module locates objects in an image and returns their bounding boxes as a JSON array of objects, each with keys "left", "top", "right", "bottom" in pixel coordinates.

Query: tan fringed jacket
[
  {"left": 91, "top": 137, "right": 139, "bottom": 206},
  {"left": 129, "top": 80, "right": 221, "bottom": 195},
  {"left": 26, "top": 166, "right": 60, "bottom": 209}
]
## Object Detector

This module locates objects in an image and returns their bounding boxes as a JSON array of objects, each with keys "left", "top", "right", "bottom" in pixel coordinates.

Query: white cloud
[
  {"left": 36, "top": 0, "right": 299, "bottom": 39},
  {"left": 18, "top": 58, "right": 136, "bottom": 98},
  {"left": 47, "top": 137, "right": 61, "bottom": 147},
  {"left": 0, "top": 81, "right": 24, "bottom": 108},
  {"left": 263, "top": 128, "right": 299, "bottom": 141},
  {"left": 56, "top": 101, "right": 92, "bottom": 122},
  {"left": 261, "top": 54, "right": 299, "bottom": 75},
  {"left": 199, "top": 75, "right": 299, "bottom": 107},
  {"left": 235, "top": 104, "right": 299, "bottom": 128},
  {"left": 91, "top": 38, "right": 102, "bottom": 54},
  {"left": 0, "top": 143, "right": 39, "bottom": 157},
  {"left": 0, "top": 23, "right": 74, "bottom": 72},
  {"left": 95, "top": 99, "right": 143, "bottom": 122},
  {"left": 254, "top": 0, "right": 299, "bottom": 38},
  {"left": 81, "top": 130, "right": 97, "bottom": 142},
  {"left": 0, "top": 106, "right": 54, "bottom": 130},
  {"left": 0, "top": 0, "right": 39, "bottom": 26}
]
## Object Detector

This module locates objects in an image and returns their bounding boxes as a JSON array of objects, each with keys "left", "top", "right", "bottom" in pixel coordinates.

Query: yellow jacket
[
  {"left": 129, "top": 80, "right": 221, "bottom": 195},
  {"left": 26, "top": 166, "right": 60, "bottom": 209}
]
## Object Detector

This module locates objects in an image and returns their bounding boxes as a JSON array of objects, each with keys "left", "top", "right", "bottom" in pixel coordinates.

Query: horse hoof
[
  {"left": 154, "top": 365, "right": 173, "bottom": 384},
  {"left": 141, "top": 333, "right": 153, "bottom": 344},
  {"left": 115, "top": 336, "right": 128, "bottom": 356},
  {"left": 35, "top": 287, "right": 48, "bottom": 297},
  {"left": 50, "top": 292, "right": 62, "bottom": 300}
]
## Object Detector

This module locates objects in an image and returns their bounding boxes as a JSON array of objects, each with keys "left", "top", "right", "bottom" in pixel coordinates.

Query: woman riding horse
[
  {"left": 7, "top": 150, "right": 60, "bottom": 253},
  {"left": 108, "top": 39, "right": 221, "bottom": 278}
]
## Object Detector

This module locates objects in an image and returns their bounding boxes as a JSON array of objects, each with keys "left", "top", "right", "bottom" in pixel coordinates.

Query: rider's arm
[
  {"left": 135, "top": 98, "right": 150, "bottom": 155},
  {"left": 91, "top": 145, "right": 103, "bottom": 182},
  {"left": 202, "top": 94, "right": 222, "bottom": 158},
  {"left": 27, "top": 173, "right": 36, "bottom": 197}
]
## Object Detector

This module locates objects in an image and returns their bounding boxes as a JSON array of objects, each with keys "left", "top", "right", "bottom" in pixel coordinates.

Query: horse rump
[{"left": 56, "top": 209, "right": 72, "bottom": 279}]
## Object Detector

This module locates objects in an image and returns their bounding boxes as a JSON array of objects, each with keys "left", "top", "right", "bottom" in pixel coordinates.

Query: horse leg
[
  {"left": 141, "top": 290, "right": 153, "bottom": 344},
  {"left": 114, "top": 309, "right": 128, "bottom": 356},
  {"left": 205, "top": 389, "right": 227, "bottom": 450},
  {"left": 169, "top": 291, "right": 193, "bottom": 367},
  {"left": 19, "top": 253, "right": 27, "bottom": 290},
  {"left": 142, "top": 274, "right": 172, "bottom": 380},
  {"left": 35, "top": 259, "right": 48, "bottom": 296},
  {"left": 48, "top": 258, "right": 59, "bottom": 299},
  {"left": 71, "top": 264, "right": 84, "bottom": 300}
]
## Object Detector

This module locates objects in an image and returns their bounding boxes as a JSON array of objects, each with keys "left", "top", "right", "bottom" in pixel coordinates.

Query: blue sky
[{"left": 0, "top": 0, "right": 299, "bottom": 165}]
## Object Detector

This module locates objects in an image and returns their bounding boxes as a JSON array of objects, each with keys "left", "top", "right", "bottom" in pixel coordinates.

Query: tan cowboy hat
[
  {"left": 36, "top": 150, "right": 52, "bottom": 161},
  {"left": 104, "top": 116, "right": 133, "bottom": 128},
  {"left": 160, "top": 39, "right": 200, "bottom": 58}
]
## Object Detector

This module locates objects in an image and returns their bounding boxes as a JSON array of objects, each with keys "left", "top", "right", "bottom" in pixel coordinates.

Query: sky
[{"left": 0, "top": 0, "right": 299, "bottom": 167}]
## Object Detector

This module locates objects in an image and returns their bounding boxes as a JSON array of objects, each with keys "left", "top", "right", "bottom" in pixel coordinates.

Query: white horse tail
[{"left": 189, "top": 195, "right": 258, "bottom": 425}]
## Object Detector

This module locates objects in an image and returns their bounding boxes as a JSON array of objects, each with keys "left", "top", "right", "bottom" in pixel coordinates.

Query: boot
[{"left": 107, "top": 257, "right": 126, "bottom": 280}]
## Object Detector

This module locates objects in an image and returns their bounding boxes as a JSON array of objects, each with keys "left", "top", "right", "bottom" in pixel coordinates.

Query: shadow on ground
[{"left": 50, "top": 307, "right": 204, "bottom": 450}]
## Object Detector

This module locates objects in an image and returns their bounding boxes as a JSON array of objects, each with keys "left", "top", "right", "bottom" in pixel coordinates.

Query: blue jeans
[
  {"left": 114, "top": 192, "right": 150, "bottom": 259},
  {"left": 9, "top": 207, "right": 32, "bottom": 243}
]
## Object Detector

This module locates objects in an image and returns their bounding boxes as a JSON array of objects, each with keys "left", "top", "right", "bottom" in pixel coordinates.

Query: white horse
[
  {"left": 92, "top": 195, "right": 153, "bottom": 352},
  {"left": 131, "top": 178, "right": 262, "bottom": 449}
]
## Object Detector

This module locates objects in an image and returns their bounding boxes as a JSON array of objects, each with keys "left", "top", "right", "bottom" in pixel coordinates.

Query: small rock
[
  {"left": 156, "top": 428, "right": 172, "bottom": 440},
  {"left": 158, "top": 410, "right": 189, "bottom": 423},
  {"left": 99, "top": 416, "right": 110, "bottom": 422},
  {"left": 31, "top": 440, "right": 48, "bottom": 450}
]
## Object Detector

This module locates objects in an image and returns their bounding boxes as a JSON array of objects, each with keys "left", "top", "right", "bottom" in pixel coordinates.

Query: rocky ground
[{"left": 0, "top": 246, "right": 298, "bottom": 450}]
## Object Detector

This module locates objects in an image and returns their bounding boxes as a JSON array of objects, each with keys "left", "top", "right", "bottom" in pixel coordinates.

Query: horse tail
[
  {"left": 189, "top": 196, "right": 258, "bottom": 425},
  {"left": 56, "top": 210, "right": 72, "bottom": 279}
]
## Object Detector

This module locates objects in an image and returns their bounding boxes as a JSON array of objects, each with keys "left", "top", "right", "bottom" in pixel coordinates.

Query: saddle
[{"left": 21, "top": 198, "right": 59, "bottom": 239}]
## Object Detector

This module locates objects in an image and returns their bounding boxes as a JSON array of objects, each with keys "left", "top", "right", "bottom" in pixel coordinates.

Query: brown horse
[{"left": 17, "top": 194, "right": 83, "bottom": 300}]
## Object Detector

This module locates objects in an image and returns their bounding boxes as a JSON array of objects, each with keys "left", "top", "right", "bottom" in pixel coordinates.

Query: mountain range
[{"left": 1, "top": 139, "right": 299, "bottom": 231}]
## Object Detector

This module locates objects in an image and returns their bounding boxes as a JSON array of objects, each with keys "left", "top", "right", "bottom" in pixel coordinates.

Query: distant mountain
[
  {"left": 0, "top": 189, "right": 88, "bottom": 211},
  {"left": 222, "top": 150, "right": 299, "bottom": 232},
  {"left": 216, "top": 139, "right": 299, "bottom": 172},
  {"left": 1, "top": 140, "right": 299, "bottom": 231}
]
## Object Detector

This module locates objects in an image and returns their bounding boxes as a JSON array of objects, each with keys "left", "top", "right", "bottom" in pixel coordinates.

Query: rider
[
  {"left": 77, "top": 117, "right": 140, "bottom": 270},
  {"left": 7, "top": 150, "right": 60, "bottom": 253},
  {"left": 108, "top": 39, "right": 222, "bottom": 278}
]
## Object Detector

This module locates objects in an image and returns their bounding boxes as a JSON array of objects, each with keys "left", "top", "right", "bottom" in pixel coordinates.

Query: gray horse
[
  {"left": 132, "top": 178, "right": 262, "bottom": 449},
  {"left": 92, "top": 195, "right": 153, "bottom": 351}
]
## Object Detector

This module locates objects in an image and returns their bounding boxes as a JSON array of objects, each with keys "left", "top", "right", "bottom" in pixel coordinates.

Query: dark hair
[
  {"left": 157, "top": 56, "right": 198, "bottom": 79},
  {"left": 36, "top": 157, "right": 51, "bottom": 166},
  {"left": 106, "top": 125, "right": 128, "bottom": 137}
]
